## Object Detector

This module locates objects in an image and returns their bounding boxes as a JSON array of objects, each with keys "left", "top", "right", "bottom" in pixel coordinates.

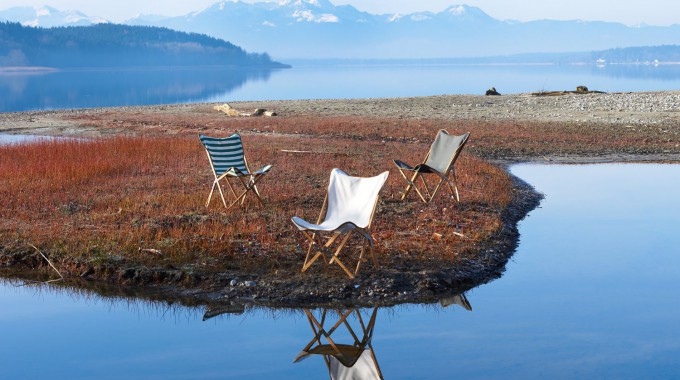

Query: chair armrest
[
  {"left": 393, "top": 160, "right": 415, "bottom": 171},
  {"left": 253, "top": 164, "right": 273, "bottom": 176}
]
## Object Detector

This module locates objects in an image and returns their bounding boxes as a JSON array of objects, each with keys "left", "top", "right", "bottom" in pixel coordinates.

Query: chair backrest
[
  {"left": 325, "top": 169, "right": 389, "bottom": 229},
  {"left": 199, "top": 134, "right": 248, "bottom": 176},
  {"left": 423, "top": 130, "right": 470, "bottom": 174}
]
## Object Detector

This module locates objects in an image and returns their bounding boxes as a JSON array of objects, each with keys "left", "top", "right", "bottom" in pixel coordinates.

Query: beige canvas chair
[
  {"left": 294, "top": 308, "right": 383, "bottom": 380},
  {"left": 199, "top": 134, "right": 272, "bottom": 208},
  {"left": 291, "top": 169, "right": 389, "bottom": 279},
  {"left": 439, "top": 292, "right": 472, "bottom": 310},
  {"left": 394, "top": 130, "right": 470, "bottom": 203}
]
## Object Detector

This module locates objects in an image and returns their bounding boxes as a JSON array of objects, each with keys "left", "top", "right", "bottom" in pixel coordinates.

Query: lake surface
[
  {"left": 2, "top": 63, "right": 680, "bottom": 112},
  {"left": 1, "top": 163, "right": 679, "bottom": 379}
]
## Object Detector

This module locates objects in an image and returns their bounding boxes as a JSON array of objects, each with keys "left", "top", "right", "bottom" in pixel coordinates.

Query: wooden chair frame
[
  {"left": 298, "top": 190, "right": 381, "bottom": 279},
  {"left": 394, "top": 130, "right": 470, "bottom": 203},
  {"left": 294, "top": 308, "right": 383, "bottom": 379}
]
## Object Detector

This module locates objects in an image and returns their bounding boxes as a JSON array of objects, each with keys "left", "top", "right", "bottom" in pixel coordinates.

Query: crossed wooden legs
[
  {"left": 206, "top": 173, "right": 266, "bottom": 209},
  {"left": 300, "top": 229, "right": 380, "bottom": 279},
  {"left": 397, "top": 168, "right": 460, "bottom": 203},
  {"left": 295, "top": 308, "right": 382, "bottom": 379}
]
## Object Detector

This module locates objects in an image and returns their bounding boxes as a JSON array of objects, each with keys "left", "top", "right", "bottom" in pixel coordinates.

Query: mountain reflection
[{"left": 0, "top": 66, "right": 277, "bottom": 112}]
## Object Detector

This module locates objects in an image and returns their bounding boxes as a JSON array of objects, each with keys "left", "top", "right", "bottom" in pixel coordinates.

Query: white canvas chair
[
  {"left": 394, "top": 130, "right": 470, "bottom": 203},
  {"left": 199, "top": 134, "right": 272, "bottom": 208},
  {"left": 291, "top": 169, "right": 389, "bottom": 279},
  {"left": 294, "top": 308, "right": 383, "bottom": 380}
]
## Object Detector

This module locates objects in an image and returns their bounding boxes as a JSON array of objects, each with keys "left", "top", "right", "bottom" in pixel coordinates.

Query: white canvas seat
[
  {"left": 291, "top": 169, "right": 389, "bottom": 279},
  {"left": 199, "top": 134, "right": 272, "bottom": 208},
  {"left": 394, "top": 130, "right": 470, "bottom": 203}
]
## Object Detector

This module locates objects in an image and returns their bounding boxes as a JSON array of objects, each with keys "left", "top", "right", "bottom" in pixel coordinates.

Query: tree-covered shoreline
[{"left": 0, "top": 22, "right": 289, "bottom": 68}]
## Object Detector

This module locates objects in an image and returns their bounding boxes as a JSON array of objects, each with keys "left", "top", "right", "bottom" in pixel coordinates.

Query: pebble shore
[
  {"left": 229, "top": 91, "right": 680, "bottom": 126},
  {"left": 2, "top": 91, "right": 680, "bottom": 133}
]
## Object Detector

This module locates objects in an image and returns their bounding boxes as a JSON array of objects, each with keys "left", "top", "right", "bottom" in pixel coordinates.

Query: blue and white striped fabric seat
[
  {"left": 199, "top": 134, "right": 249, "bottom": 176},
  {"left": 199, "top": 133, "right": 273, "bottom": 208}
]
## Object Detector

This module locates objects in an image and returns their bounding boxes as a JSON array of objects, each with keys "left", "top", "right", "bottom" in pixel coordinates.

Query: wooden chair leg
[
  {"left": 206, "top": 181, "right": 216, "bottom": 207},
  {"left": 429, "top": 176, "right": 447, "bottom": 201},
  {"left": 249, "top": 175, "right": 266, "bottom": 206},
  {"left": 396, "top": 168, "right": 415, "bottom": 201},
  {"left": 420, "top": 174, "right": 432, "bottom": 201},
  {"left": 451, "top": 169, "right": 460, "bottom": 201},
  {"left": 408, "top": 171, "right": 428, "bottom": 203},
  {"left": 355, "top": 240, "right": 366, "bottom": 276},
  {"left": 228, "top": 175, "right": 267, "bottom": 208},
  {"left": 206, "top": 180, "right": 228, "bottom": 208},
  {"left": 224, "top": 177, "right": 238, "bottom": 198},
  {"left": 329, "top": 233, "right": 354, "bottom": 279},
  {"left": 301, "top": 232, "right": 330, "bottom": 273}
]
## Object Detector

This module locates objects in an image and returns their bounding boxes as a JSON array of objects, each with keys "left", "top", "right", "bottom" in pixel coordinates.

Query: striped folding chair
[{"left": 199, "top": 134, "right": 273, "bottom": 208}]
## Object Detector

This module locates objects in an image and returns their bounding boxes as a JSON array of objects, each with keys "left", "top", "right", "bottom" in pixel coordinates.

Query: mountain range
[{"left": 2, "top": 1, "right": 680, "bottom": 59}]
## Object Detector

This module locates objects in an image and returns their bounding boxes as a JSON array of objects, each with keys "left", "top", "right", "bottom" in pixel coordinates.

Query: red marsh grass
[
  {"left": 0, "top": 129, "right": 513, "bottom": 278},
  {"left": 71, "top": 109, "right": 679, "bottom": 159}
]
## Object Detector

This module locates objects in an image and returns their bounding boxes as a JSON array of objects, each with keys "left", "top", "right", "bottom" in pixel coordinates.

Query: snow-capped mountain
[
  {"left": 0, "top": 5, "right": 108, "bottom": 27},
  {"left": 123, "top": 2, "right": 511, "bottom": 58},
  {"left": 2, "top": 1, "right": 679, "bottom": 59}
]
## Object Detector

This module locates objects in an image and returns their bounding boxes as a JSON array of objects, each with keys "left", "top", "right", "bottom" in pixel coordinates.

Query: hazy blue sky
[{"left": 2, "top": 0, "right": 679, "bottom": 26}]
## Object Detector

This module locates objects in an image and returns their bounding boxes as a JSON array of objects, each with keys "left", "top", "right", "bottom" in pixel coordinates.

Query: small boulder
[{"left": 485, "top": 87, "right": 501, "bottom": 96}]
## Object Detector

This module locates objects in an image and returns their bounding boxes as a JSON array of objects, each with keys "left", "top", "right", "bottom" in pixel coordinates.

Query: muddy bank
[{"left": 0, "top": 171, "right": 541, "bottom": 309}]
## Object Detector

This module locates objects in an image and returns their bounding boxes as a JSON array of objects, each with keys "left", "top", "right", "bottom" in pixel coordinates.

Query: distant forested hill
[
  {"left": 592, "top": 45, "right": 680, "bottom": 63},
  {"left": 0, "top": 22, "right": 289, "bottom": 68}
]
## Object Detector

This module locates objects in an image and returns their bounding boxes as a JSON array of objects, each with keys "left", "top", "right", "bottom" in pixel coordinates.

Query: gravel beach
[{"left": 2, "top": 91, "right": 680, "bottom": 133}]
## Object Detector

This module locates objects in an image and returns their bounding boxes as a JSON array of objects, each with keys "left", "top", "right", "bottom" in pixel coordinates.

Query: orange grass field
[{"left": 0, "top": 122, "right": 514, "bottom": 277}]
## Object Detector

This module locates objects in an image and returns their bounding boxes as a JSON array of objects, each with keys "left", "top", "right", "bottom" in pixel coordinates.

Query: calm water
[
  {"left": 0, "top": 134, "right": 63, "bottom": 144},
  {"left": 1, "top": 163, "right": 679, "bottom": 379},
  {"left": 2, "top": 63, "right": 680, "bottom": 112}
]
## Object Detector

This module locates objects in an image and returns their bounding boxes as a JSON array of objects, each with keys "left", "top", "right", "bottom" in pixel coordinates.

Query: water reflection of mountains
[
  {"left": 0, "top": 66, "right": 278, "bottom": 112},
  {"left": 592, "top": 63, "right": 680, "bottom": 81}
]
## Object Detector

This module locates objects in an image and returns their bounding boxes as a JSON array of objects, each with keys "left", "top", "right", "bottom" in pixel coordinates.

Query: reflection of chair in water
[
  {"left": 202, "top": 302, "right": 245, "bottom": 321},
  {"left": 439, "top": 292, "right": 472, "bottom": 310},
  {"left": 294, "top": 308, "right": 383, "bottom": 380}
]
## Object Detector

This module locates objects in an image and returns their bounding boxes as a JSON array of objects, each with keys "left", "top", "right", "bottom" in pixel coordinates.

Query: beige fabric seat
[{"left": 394, "top": 130, "right": 470, "bottom": 203}]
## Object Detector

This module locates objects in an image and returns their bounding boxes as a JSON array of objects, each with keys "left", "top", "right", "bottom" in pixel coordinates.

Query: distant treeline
[
  {"left": 0, "top": 22, "right": 289, "bottom": 68},
  {"left": 593, "top": 45, "right": 680, "bottom": 63}
]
